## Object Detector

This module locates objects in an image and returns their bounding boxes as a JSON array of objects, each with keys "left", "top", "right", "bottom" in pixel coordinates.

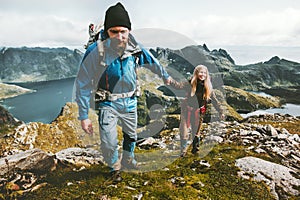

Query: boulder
[
  {"left": 55, "top": 147, "right": 104, "bottom": 167},
  {"left": 0, "top": 148, "right": 56, "bottom": 176},
  {"left": 236, "top": 156, "right": 300, "bottom": 200}
]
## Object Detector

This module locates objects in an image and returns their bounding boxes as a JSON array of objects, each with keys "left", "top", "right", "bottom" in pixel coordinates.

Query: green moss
[
  {"left": 22, "top": 143, "right": 276, "bottom": 200},
  {"left": 224, "top": 85, "right": 281, "bottom": 112}
]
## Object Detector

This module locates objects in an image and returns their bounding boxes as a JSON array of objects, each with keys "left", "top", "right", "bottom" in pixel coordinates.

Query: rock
[
  {"left": 137, "top": 137, "right": 159, "bottom": 150},
  {"left": 132, "top": 192, "right": 143, "bottom": 200},
  {"left": 55, "top": 147, "right": 104, "bottom": 167},
  {"left": 266, "top": 124, "right": 278, "bottom": 136},
  {"left": 13, "top": 123, "right": 39, "bottom": 150},
  {"left": 6, "top": 171, "right": 38, "bottom": 190},
  {"left": 236, "top": 156, "right": 300, "bottom": 199},
  {"left": 170, "top": 176, "right": 186, "bottom": 187},
  {"left": 0, "top": 148, "right": 56, "bottom": 176},
  {"left": 0, "top": 105, "right": 20, "bottom": 126},
  {"left": 191, "top": 181, "right": 205, "bottom": 190},
  {"left": 190, "top": 160, "right": 211, "bottom": 174},
  {"left": 204, "top": 135, "right": 223, "bottom": 144}
]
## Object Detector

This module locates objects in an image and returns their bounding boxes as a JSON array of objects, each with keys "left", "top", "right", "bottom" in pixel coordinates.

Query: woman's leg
[
  {"left": 179, "top": 108, "right": 189, "bottom": 156},
  {"left": 191, "top": 111, "right": 203, "bottom": 154}
]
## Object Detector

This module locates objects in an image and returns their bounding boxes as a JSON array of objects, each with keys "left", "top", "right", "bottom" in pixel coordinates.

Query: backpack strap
[
  {"left": 94, "top": 46, "right": 142, "bottom": 102},
  {"left": 96, "top": 40, "right": 106, "bottom": 66},
  {"left": 133, "top": 55, "right": 141, "bottom": 97}
]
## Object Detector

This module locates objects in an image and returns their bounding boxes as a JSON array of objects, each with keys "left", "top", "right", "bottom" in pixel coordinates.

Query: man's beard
[{"left": 110, "top": 38, "right": 127, "bottom": 54}]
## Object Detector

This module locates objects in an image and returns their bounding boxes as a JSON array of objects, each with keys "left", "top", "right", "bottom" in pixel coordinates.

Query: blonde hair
[{"left": 190, "top": 65, "right": 212, "bottom": 100}]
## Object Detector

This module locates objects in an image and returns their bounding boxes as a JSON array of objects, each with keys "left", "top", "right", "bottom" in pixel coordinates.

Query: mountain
[
  {"left": 227, "top": 56, "right": 300, "bottom": 90},
  {"left": 151, "top": 45, "right": 300, "bottom": 89},
  {"left": 0, "top": 47, "right": 83, "bottom": 82},
  {"left": 151, "top": 44, "right": 234, "bottom": 88},
  {"left": 1, "top": 45, "right": 299, "bottom": 93}
]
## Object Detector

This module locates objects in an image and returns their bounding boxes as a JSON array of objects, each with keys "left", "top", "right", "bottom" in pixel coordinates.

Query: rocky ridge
[
  {"left": 1, "top": 45, "right": 299, "bottom": 103},
  {"left": 151, "top": 45, "right": 300, "bottom": 102},
  {"left": 140, "top": 114, "right": 300, "bottom": 199},
  {"left": 0, "top": 45, "right": 299, "bottom": 199},
  {"left": 0, "top": 103, "right": 299, "bottom": 199},
  {"left": 0, "top": 47, "right": 82, "bottom": 83}
]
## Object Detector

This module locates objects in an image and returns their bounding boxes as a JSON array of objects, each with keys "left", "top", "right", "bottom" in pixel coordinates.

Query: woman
[{"left": 172, "top": 65, "right": 224, "bottom": 156}]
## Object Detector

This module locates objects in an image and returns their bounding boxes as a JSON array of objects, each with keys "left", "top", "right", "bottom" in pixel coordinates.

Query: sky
[{"left": 1, "top": 0, "right": 300, "bottom": 64}]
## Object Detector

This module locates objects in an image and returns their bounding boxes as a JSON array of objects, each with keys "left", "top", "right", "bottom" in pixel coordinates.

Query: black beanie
[{"left": 104, "top": 2, "right": 131, "bottom": 32}]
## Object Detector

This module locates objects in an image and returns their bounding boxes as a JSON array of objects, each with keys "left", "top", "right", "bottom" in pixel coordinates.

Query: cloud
[
  {"left": 173, "top": 8, "right": 300, "bottom": 47},
  {"left": 0, "top": 13, "right": 87, "bottom": 48},
  {"left": 132, "top": 28, "right": 197, "bottom": 49},
  {"left": 1, "top": 3, "right": 300, "bottom": 49}
]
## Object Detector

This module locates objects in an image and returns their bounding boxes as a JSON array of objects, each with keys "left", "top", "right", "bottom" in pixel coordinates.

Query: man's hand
[{"left": 81, "top": 119, "right": 94, "bottom": 135}]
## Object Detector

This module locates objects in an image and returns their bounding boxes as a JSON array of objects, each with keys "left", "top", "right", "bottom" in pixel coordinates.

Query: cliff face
[
  {"left": 0, "top": 47, "right": 83, "bottom": 82},
  {"left": 0, "top": 105, "right": 20, "bottom": 132}
]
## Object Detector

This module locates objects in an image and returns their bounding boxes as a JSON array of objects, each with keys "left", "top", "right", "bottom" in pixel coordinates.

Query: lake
[
  {"left": 1, "top": 78, "right": 299, "bottom": 124},
  {"left": 240, "top": 103, "right": 300, "bottom": 118},
  {"left": 1, "top": 78, "right": 76, "bottom": 123}
]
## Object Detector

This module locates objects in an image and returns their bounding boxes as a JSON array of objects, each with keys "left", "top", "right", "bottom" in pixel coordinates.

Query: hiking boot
[
  {"left": 191, "top": 136, "right": 200, "bottom": 154},
  {"left": 110, "top": 170, "right": 122, "bottom": 184},
  {"left": 180, "top": 139, "right": 188, "bottom": 157},
  {"left": 180, "top": 146, "right": 188, "bottom": 157},
  {"left": 180, "top": 150, "right": 187, "bottom": 157},
  {"left": 121, "top": 160, "right": 140, "bottom": 170},
  {"left": 191, "top": 146, "right": 199, "bottom": 154}
]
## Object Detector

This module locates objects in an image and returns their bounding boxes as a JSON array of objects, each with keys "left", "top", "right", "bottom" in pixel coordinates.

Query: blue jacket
[{"left": 75, "top": 31, "right": 170, "bottom": 120}]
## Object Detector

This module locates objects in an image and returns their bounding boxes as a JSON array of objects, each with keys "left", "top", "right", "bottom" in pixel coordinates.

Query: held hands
[
  {"left": 81, "top": 119, "right": 93, "bottom": 135},
  {"left": 164, "top": 77, "right": 172, "bottom": 85},
  {"left": 164, "top": 77, "right": 183, "bottom": 89}
]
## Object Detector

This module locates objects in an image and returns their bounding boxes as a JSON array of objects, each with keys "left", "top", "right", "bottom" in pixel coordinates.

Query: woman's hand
[{"left": 220, "top": 113, "right": 226, "bottom": 121}]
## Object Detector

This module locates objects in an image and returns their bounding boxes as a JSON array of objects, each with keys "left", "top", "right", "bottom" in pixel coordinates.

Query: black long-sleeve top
[{"left": 171, "top": 79, "right": 223, "bottom": 113}]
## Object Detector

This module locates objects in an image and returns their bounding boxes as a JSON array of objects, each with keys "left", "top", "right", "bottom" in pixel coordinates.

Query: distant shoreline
[
  {"left": 263, "top": 86, "right": 300, "bottom": 105},
  {"left": 218, "top": 45, "right": 300, "bottom": 65},
  {"left": 0, "top": 83, "right": 35, "bottom": 100}
]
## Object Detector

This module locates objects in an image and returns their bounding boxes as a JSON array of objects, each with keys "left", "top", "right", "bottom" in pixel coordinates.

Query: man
[
  {"left": 75, "top": 2, "right": 172, "bottom": 183},
  {"left": 84, "top": 23, "right": 96, "bottom": 49}
]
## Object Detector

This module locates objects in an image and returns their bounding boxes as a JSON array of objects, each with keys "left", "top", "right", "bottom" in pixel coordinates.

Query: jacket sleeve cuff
[{"left": 78, "top": 114, "right": 88, "bottom": 121}]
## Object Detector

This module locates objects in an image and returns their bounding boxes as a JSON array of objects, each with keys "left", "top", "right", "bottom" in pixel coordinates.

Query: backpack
[{"left": 84, "top": 23, "right": 101, "bottom": 49}]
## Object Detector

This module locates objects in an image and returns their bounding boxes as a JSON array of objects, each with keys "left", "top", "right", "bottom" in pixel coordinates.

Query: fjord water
[
  {"left": 2, "top": 77, "right": 299, "bottom": 124},
  {"left": 1, "top": 45, "right": 300, "bottom": 123},
  {"left": 1, "top": 78, "right": 75, "bottom": 123}
]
